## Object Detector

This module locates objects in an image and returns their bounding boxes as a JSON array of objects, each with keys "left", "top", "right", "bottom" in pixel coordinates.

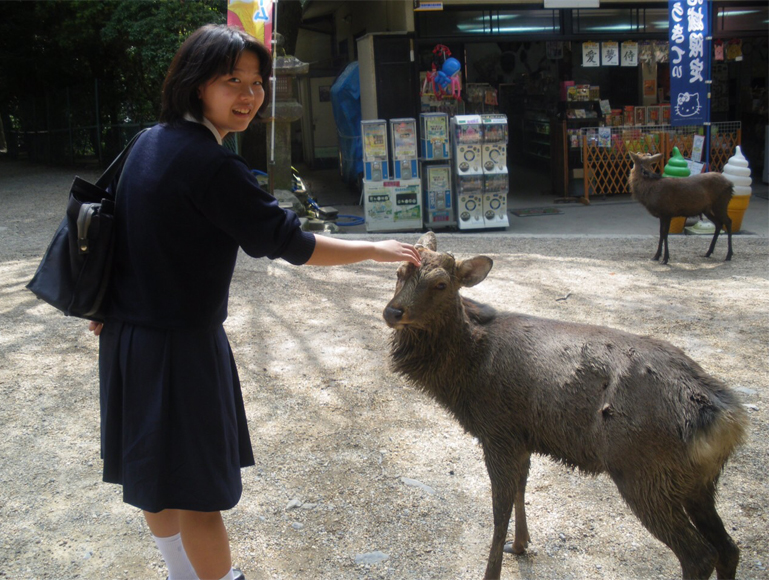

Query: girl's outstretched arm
[{"left": 305, "top": 236, "right": 421, "bottom": 267}]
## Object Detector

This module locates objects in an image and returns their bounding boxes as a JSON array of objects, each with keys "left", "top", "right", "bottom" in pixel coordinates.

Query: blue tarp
[{"left": 330, "top": 61, "right": 362, "bottom": 184}]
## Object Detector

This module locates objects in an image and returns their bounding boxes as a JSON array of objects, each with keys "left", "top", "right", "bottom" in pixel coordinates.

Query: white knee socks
[{"left": 152, "top": 532, "right": 199, "bottom": 580}]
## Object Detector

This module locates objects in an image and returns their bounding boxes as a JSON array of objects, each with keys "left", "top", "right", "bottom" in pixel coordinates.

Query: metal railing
[{"left": 4, "top": 82, "right": 156, "bottom": 167}]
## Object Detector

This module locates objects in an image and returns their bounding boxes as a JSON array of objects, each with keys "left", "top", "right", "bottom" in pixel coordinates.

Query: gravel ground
[{"left": 1, "top": 159, "right": 767, "bottom": 579}]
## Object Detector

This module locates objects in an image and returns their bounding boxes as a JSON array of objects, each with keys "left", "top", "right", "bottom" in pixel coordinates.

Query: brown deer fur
[
  {"left": 628, "top": 151, "right": 734, "bottom": 264},
  {"left": 384, "top": 232, "right": 746, "bottom": 580}
]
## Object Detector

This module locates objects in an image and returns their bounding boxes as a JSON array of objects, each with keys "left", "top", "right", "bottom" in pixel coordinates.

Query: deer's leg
[
  {"left": 703, "top": 211, "right": 723, "bottom": 258},
  {"left": 723, "top": 215, "right": 733, "bottom": 261},
  {"left": 483, "top": 453, "right": 521, "bottom": 580},
  {"left": 612, "top": 476, "right": 717, "bottom": 580},
  {"left": 684, "top": 481, "right": 739, "bottom": 580},
  {"left": 653, "top": 218, "right": 667, "bottom": 261},
  {"left": 657, "top": 217, "right": 672, "bottom": 264},
  {"left": 510, "top": 453, "right": 531, "bottom": 554}
]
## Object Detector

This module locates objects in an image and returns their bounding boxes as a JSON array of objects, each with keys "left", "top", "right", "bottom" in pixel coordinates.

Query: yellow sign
[{"left": 227, "top": 0, "right": 273, "bottom": 47}]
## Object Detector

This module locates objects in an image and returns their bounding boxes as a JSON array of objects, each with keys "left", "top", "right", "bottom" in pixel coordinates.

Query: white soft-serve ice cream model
[
  {"left": 721, "top": 146, "right": 752, "bottom": 232},
  {"left": 688, "top": 146, "right": 752, "bottom": 234},
  {"left": 722, "top": 146, "right": 752, "bottom": 196}
]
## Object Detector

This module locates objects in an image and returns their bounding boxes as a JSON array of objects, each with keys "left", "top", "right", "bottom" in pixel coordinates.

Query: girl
[{"left": 89, "top": 24, "right": 419, "bottom": 580}]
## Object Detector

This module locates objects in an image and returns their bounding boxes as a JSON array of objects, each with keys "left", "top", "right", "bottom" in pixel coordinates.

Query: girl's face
[{"left": 198, "top": 50, "right": 264, "bottom": 139}]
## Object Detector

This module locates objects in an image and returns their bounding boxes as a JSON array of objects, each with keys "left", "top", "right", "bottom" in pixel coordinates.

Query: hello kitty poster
[
  {"left": 674, "top": 92, "right": 703, "bottom": 119},
  {"left": 668, "top": 0, "right": 709, "bottom": 126}
]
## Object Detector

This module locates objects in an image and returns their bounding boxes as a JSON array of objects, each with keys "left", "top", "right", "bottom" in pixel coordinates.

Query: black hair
[{"left": 160, "top": 24, "right": 272, "bottom": 125}]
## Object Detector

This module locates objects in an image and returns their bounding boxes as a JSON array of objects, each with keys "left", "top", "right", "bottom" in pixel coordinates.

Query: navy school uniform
[{"left": 99, "top": 121, "right": 316, "bottom": 512}]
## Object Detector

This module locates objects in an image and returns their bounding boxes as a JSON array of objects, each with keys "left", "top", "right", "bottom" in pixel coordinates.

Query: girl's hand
[
  {"left": 371, "top": 240, "right": 421, "bottom": 266},
  {"left": 306, "top": 236, "right": 421, "bottom": 267},
  {"left": 88, "top": 321, "right": 103, "bottom": 336}
]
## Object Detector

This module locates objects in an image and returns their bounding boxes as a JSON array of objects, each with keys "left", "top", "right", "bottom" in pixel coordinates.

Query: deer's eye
[{"left": 435, "top": 282, "right": 447, "bottom": 291}]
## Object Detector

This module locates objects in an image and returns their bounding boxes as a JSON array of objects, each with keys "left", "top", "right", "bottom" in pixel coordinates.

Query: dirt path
[{"left": 1, "top": 160, "right": 767, "bottom": 579}]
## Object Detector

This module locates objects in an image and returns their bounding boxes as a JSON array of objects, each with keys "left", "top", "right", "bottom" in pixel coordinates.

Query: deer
[
  {"left": 383, "top": 231, "right": 746, "bottom": 580},
  {"left": 628, "top": 151, "right": 734, "bottom": 264}
]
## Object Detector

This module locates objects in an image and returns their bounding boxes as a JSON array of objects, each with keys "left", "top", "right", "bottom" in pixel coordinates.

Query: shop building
[{"left": 294, "top": 1, "right": 768, "bottom": 200}]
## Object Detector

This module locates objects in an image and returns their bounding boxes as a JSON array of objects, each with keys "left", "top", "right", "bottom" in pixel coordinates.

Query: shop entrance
[
  {"left": 457, "top": 41, "right": 673, "bottom": 199},
  {"left": 464, "top": 41, "right": 567, "bottom": 198}
]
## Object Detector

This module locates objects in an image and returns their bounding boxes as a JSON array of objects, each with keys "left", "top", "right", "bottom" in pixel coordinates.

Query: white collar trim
[{"left": 183, "top": 113, "right": 223, "bottom": 145}]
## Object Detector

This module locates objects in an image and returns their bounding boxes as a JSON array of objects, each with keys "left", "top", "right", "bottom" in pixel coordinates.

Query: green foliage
[
  {"left": 102, "top": 0, "right": 225, "bottom": 121},
  {"left": 0, "top": 0, "right": 225, "bottom": 127}
]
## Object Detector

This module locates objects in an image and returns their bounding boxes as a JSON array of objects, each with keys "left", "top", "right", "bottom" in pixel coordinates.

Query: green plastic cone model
[{"left": 663, "top": 146, "right": 690, "bottom": 178}]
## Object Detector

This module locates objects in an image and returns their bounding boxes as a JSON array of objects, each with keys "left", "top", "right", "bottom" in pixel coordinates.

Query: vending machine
[
  {"left": 481, "top": 114, "right": 508, "bottom": 173},
  {"left": 481, "top": 114, "right": 509, "bottom": 228},
  {"left": 422, "top": 164, "right": 455, "bottom": 228},
  {"left": 482, "top": 173, "right": 509, "bottom": 228},
  {"left": 450, "top": 115, "right": 484, "bottom": 230},
  {"left": 362, "top": 180, "right": 423, "bottom": 232},
  {"left": 390, "top": 118, "right": 419, "bottom": 180},
  {"left": 419, "top": 112, "right": 454, "bottom": 229},
  {"left": 362, "top": 118, "right": 422, "bottom": 233},
  {"left": 451, "top": 115, "right": 483, "bottom": 176},
  {"left": 361, "top": 119, "right": 390, "bottom": 181},
  {"left": 389, "top": 180, "right": 423, "bottom": 229},
  {"left": 454, "top": 174, "right": 484, "bottom": 230},
  {"left": 420, "top": 112, "right": 450, "bottom": 160}
]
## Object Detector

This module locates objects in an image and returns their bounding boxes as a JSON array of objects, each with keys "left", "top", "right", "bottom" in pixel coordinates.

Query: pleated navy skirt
[{"left": 98, "top": 321, "right": 255, "bottom": 512}]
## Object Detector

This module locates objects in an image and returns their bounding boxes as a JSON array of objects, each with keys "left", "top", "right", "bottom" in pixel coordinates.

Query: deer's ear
[
  {"left": 628, "top": 152, "right": 638, "bottom": 163},
  {"left": 457, "top": 256, "right": 493, "bottom": 288},
  {"left": 416, "top": 231, "right": 437, "bottom": 251}
]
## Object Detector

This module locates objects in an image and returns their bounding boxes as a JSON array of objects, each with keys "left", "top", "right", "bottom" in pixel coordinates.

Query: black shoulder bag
[{"left": 26, "top": 128, "right": 149, "bottom": 322}]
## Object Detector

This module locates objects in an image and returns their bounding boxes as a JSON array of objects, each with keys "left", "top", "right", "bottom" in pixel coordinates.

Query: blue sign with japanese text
[{"left": 668, "top": 0, "right": 709, "bottom": 126}]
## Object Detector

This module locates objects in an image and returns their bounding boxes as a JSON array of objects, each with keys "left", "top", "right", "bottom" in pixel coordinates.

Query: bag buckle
[{"left": 77, "top": 203, "right": 98, "bottom": 254}]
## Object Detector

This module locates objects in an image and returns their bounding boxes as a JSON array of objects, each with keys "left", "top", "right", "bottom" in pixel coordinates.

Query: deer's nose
[{"left": 383, "top": 306, "right": 403, "bottom": 325}]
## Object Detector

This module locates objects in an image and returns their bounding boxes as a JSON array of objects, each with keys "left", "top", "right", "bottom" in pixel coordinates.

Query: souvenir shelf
[
  {"left": 553, "top": 101, "right": 603, "bottom": 198},
  {"left": 523, "top": 111, "right": 553, "bottom": 162}
]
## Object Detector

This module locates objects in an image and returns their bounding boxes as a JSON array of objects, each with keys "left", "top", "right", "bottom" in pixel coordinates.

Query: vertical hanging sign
[
  {"left": 621, "top": 41, "right": 638, "bottom": 67},
  {"left": 582, "top": 41, "right": 600, "bottom": 67},
  {"left": 228, "top": 0, "right": 274, "bottom": 49},
  {"left": 601, "top": 41, "right": 619, "bottom": 66},
  {"left": 668, "top": 0, "right": 709, "bottom": 126}
]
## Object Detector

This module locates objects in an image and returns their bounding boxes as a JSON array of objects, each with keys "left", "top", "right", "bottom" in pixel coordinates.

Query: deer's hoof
[{"left": 503, "top": 540, "right": 528, "bottom": 555}]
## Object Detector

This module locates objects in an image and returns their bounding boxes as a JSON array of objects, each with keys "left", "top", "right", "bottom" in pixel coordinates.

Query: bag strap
[{"left": 95, "top": 128, "right": 150, "bottom": 192}]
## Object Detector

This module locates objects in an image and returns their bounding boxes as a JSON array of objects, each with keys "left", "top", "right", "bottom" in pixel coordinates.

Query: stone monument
[{"left": 264, "top": 37, "right": 309, "bottom": 195}]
